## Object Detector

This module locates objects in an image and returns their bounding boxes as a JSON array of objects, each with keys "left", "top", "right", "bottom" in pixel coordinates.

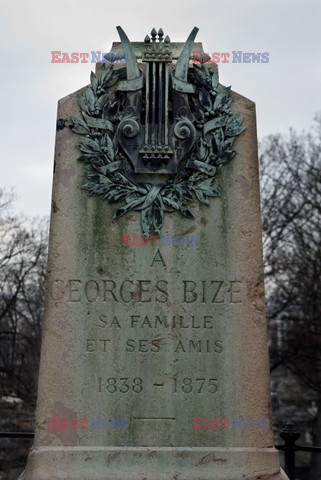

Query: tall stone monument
[{"left": 20, "top": 27, "right": 288, "bottom": 480}]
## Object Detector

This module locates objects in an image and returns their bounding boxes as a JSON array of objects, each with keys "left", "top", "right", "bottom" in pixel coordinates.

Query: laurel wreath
[{"left": 72, "top": 62, "right": 245, "bottom": 235}]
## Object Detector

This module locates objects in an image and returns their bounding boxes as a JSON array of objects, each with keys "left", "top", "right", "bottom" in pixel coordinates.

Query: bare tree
[
  {"left": 260, "top": 115, "right": 321, "bottom": 474},
  {"left": 0, "top": 188, "right": 48, "bottom": 408}
]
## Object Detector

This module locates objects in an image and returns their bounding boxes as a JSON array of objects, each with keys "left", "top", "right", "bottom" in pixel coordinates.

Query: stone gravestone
[{"left": 20, "top": 27, "right": 288, "bottom": 480}]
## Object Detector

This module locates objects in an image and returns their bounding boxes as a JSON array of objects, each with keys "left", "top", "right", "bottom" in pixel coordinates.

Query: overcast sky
[{"left": 1, "top": 0, "right": 320, "bottom": 218}]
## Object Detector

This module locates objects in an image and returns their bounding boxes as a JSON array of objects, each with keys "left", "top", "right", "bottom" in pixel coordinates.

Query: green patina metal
[{"left": 72, "top": 26, "right": 245, "bottom": 235}]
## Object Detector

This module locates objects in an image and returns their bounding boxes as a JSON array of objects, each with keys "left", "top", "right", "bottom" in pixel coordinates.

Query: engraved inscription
[
  {"left": 98, "top": 377, "right": 143, "bottom": 393},
  {"left": 97, "top": 376, "right": 219, "bottom": 394},
  {"left": 49, "top": 279, "right": 244, "bottom": 304},
  {"left": 173, "top": 377, "right": 218, "bottom": 394},
  {"left": 85, "top": 338, "right": 224, "bottom": 354},
  {"left": 51, "top": 270, "right": 241, "bottom": 413}
]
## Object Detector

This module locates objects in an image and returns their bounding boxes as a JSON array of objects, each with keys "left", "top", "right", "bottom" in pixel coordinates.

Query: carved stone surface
[{"left": 19, "top": 27, "right": 288, "bottom": 480}]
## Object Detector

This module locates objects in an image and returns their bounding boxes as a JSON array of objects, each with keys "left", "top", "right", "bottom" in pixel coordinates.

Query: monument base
[{"left": 20, "top": 446, "right": 289, "bottom": 480}]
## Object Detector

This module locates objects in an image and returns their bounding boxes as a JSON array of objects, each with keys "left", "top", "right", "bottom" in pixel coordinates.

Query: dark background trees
[
  {"left": 0, "top": 189, "right": 48, "bottom": 479},
  {"left": 260, "top": 115, "right": 321, "bottom": 477},
  {"left": 261, "top": 116, "right": 321, "bottom": 387},
  {"left": 0, "top": 189, "right": 48, "bottom": 409}
]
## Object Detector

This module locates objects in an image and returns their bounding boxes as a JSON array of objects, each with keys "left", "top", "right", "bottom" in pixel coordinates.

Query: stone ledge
[{"left": 20, "top": 446, "right": 288, "bottom": 480}]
